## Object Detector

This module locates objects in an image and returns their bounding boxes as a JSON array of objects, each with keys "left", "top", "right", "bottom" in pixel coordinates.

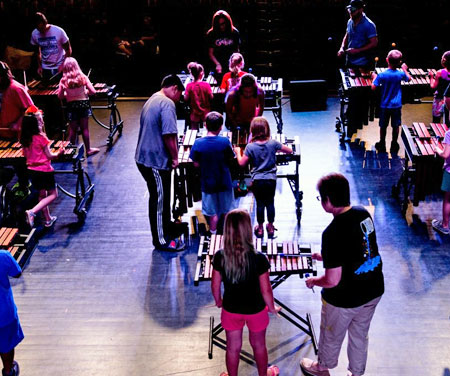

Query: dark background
[{"left": 1, "top": 0, "right": 449, "bottom": 95}]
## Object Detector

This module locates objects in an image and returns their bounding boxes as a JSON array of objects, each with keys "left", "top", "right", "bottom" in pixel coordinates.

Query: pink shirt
[
  {"left": 184, "top": 81, "right": 212, "bottom": 122},
  {"left": 0, "top": 80, "right": 34, "bottom": 137},
  {"left": 22, "top": 133, "right": 54, "bottom": 172}
]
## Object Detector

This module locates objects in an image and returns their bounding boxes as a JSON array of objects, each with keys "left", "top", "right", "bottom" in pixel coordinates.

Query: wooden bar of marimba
[{"left": 0, "top": 227, "right": 38, "bottom": 268}]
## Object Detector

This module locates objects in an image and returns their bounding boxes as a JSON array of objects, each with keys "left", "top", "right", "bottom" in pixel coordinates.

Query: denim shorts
[
  {"left": 202, "top": 189, "right": 235, "bottom": 217},
  {"left": 379, "top": 107, "right": 401, "bottom": 128},
  {"left": 442, "top": 170, "right": 450, "bottom": 192}
]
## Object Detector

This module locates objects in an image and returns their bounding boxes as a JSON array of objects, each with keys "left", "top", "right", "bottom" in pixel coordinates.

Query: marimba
[
  {"left": 0, "top": 227, "right": 38, "bottom": 267},
  {"left": 27, "top": 80, "right": 123, "bottom": 147},
  {"left": 0, "top": 141, "right": 94, "bottom": 221},
  {"left": 393, "top": 122, "right": 447, "bottom": 213},
  {"left": 193, "top": 236, "right": 318, "bottom": 360},
  {"left": 178, "top": 73, "right": 284, "bottom": 133},
  {"left": 173, "top": 130, "right": 303, "bottom": 222}
]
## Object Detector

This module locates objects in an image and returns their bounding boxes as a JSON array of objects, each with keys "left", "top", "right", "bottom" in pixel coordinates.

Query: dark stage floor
[{"left": 10, "top": 96, "right": 450, "bottom": 376}]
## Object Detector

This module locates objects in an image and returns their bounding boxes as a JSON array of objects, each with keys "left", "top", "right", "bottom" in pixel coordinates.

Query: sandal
[
  {"left": 254, "top": 224, "right": 264, "bottom": 238},
  {"left": 268, "top": 365, "right": 280, "bottom": 376}
]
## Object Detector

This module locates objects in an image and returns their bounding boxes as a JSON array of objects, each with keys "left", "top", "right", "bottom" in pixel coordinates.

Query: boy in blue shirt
[
  {"left": 189, "top": 112, "right": 236, "bottom": 234},
  {"left": 0, "top": 251, "right": 23, "bottom": 376},
  {"left": 371, "top": 49, "right": 411, "bottom": 153}
]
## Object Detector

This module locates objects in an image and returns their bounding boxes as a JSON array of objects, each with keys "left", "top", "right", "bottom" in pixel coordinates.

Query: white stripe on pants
[{"left": 317, "top": 296, "right": 382, "bottom": 376}]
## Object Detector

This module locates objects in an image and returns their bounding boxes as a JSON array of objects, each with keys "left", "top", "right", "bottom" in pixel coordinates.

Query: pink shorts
[{"left": 221, "top": 307, "right": 269, "bottom": 332}]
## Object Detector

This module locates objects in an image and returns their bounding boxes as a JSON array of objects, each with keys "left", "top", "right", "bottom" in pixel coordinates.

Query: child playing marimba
[
  {"left": 211, "top": 209, "right": 280, "bottom": 376},
  {"left": 234, "top": 117, "right": 292, "bottom": 239},
  {"left": 430, "top": 51, "right": 450, "bottom": 125},
  {"left": 220, "top": 53, "right": 246, "bottom": 95}
]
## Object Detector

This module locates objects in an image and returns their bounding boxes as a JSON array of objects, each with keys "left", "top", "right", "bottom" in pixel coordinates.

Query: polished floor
[{"left": 10, "top": 95, "right": 450, "bottom": 376}]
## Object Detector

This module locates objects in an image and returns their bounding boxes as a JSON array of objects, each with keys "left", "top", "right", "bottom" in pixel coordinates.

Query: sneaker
[
  {"left": 25, "top": 210, "right": 35, "bottom": 227},
  {"left": 87, "top": 147, "right": 100, "bottom": 156},
  {"left": 44, "top": 216, "right": 57, "bottom": 228},
  {"left": 158, "top": 238, "right": 186, "bottom": 252},
  {"left": 431, "top": 219, "right": 450, "bottom": 235},
  {"left": 300, "top": 358, "right": 330, "bottom": 376},
  {"left": 375, "top": 141, "right": 386, "bottom": 153},
  {"left": 390, "top": 141, "right": 400, "bottom": 154},
  {"left": 254, "top": 224, "right": 264, "bottom": 238},
  {"left": 266, "top": 223, "right": 277, "bottom": 239},
  {"left": 2, "top": 361, "right": 20, "bottom": 376}
]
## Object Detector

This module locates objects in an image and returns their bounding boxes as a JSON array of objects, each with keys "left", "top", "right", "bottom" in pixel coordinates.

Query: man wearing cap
[
  {"left": 338, "top": 0, "right": 378, "bottom": 69},
  {"left": 135, "top": 74, "right": 186, "bottom": 252}
]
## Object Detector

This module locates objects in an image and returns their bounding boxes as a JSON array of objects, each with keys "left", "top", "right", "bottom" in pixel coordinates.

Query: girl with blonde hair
[
  {"left": 211, "top": 208, "right": 280, "bottom": 376},
  {"left": 220, "top": 52, "right": 246, "bottom": 95},
  {"left": 57, "top": 57, "right": 99, "bottom": 156}
]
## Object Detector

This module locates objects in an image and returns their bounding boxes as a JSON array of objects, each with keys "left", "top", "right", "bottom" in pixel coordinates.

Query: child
[
  {"left": 211, "top": 208, "right": 280, "bottom": 376},
  {"left": 57, "top": 57, "right": 99, "bottom": 156},
  {"left": 184, "top": 62, "right": 213, "bottom": 130},
  {"left": 220, "top": 52, "right": 246, "bottom": 95},
  {"left": 430, "top": 51, "right": 450, "bottom": 124},
  {"left": 432, "top": 128, "right": 450, "bottom": 235},
  {"left": 20, "top": 107, "right": 64, "bottom": 228},
  {"left": 371, "top": 49, "right": 411, "bottom": 153},
  {"left": 0, "top": 250, "right": 23, "bottom": 376},
  {"left": 225, "top": 73, "right": 264, "bottom": 133},
  {"left": 234, "top": 117, "right": 292, "bottom": 238},
  {"left": 189, "top": 111, "right": 235, "bottom": 233}
]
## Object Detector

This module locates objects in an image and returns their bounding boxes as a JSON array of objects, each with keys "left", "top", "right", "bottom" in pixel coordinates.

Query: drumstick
[{"left": 305, "top": 273, "right": 315, "bottom": 293}]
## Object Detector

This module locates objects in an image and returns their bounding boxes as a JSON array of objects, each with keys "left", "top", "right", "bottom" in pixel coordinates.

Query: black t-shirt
[
  {"left": 321, "top": 206, "right": 384, "bottom": 308},
  {"left": 212, "top": 249, "right": 270, "bottom": 314},
  {"left": 206, "top": 28, "right": 241, "bottom": 70}
]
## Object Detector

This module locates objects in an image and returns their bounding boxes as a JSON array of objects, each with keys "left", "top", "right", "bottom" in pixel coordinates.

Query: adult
[
  {"left": 30, "top": 12, "right": 72, "bottom": 80},
  {"left": 135, "top": 74, "right": 185, "bottom": 252},
  {"left": 0, "top": 250, "right": 23, "bottom": 376},
  {"left": 206, "top": 10, "right": 241, "bottom": 81},
  {"left": 300, "top": 173, "right": 384, "bottom": 376},
  {"left": 0, "top": 61, "right": 33, "bottom": 139},
  {"left": 225, "top": 73, "right": 264, "bottom": 134},
  {"left": 337, "top": 0, "right": 378, "bottom": 70}
]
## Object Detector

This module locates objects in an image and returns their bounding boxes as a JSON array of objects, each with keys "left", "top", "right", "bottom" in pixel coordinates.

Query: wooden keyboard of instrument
[{"left": 0, "top": 228, "right": 38, "bottom": 267}]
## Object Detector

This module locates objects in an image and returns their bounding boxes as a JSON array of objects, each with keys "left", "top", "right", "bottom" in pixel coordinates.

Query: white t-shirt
[{"left": 30, "top": 24, "right": 69, "bottom": 69}]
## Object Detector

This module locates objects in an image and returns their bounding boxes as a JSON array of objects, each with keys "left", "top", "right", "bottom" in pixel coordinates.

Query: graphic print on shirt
[
  {"left": 215, "top": 38, "right": 234, "bottom": 47},
  {"left": 355, "top": 217, "right": 381, "bottom": 275},
  {"left": 38, "top": 36, "right": 59, "bottom": 60}
]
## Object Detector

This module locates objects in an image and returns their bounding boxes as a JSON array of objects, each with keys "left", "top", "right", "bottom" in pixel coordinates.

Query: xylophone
[
  {"left": 0, "top": 227, "right": 38, "bottom": 268},
  {"left": 178, "top": 73, "right": 284, "bottom": 133},
  {"left": 194, "top": 237, "right": 318, "bottom": 360},
  {"left": 27, "top": 80, "right": 123, "bottom": 147},
  {"left": 173, "top": 130, "right": 303, "bottom": 222},
  {"left": 393, "top": 122, "right": 448, "bottom": 212}
]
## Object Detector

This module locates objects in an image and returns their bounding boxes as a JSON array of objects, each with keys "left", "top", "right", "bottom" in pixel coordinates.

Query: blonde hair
[
  {"left": 60, "top": 57, "right": 87, "bottom": 88},
  {"left": 222, "top": 209, "right": 255, "bottom": 283},
  {"left": 229, "top": 53, "right": 244, "bottom": 77},
  {"left": 250, "top": 116, "right": 270, "bottom": 141}
]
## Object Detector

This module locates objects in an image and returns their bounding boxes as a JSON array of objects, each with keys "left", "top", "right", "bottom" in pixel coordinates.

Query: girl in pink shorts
[{"left": 211, "top": 208, "right": 280, "bottom": 376}]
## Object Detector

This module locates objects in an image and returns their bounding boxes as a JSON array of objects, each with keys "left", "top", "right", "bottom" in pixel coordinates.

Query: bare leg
[
  {"left": 225, "top": 329, "right": 243, "bottom": 376},
  {"left": 68, "top": 120, "right": 79, "bottom": 145},
  {"left": 31, "top": 189, "right": 58, "bottom": 222},
  {"left": 80, "top": 117, "right": 99, "bottom": 155},
  {"left": 0, "top": 348, "right": 14, "bottom": 374},
  {"left": 443, "top": 191, "right": 450, "bottom": 228},
  {"left": 249, "top": 329, "right": 268, "bottom": 376}
]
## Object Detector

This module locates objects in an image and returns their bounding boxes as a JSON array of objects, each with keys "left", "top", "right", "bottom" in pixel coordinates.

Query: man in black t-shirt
[{"left": 300, "top": 173, "right": 384, "bottom": 376}]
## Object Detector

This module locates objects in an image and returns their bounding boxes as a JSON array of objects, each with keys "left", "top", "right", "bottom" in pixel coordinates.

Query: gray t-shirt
[
  {"left": 135, "top": 92, "right": 178, "bottom": 170},
  {"left": 244, "top": 139, "right": 282, "bottom": 180},
  {"left": 30, "top": 25, "right": 69, "bottom": 69}
]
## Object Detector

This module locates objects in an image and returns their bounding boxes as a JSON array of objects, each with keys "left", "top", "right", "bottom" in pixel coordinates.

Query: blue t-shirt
[
  {"left": 0, "top": 251, "right": 21, "bottom": 327},
  {"left": 244, "top": 139, "right": 282, "bottom": 180},
  {"left": 346, "top": 14, "right": 377, "bottom": 67},
  {"left": 135, "top": 92, "right": 178, "bottom": 170},
  {"left": 373, "top": 69, "right": 410, "bottom": 108},
  {"left": 189, "top": 135, "right": 234, "bottom": 193}
]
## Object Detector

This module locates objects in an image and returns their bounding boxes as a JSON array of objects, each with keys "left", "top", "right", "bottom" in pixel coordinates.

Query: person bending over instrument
[
  {"left": 430, "top": 51, "right": 450, "bottom": 125},
  {"left": 211, "top": 208, "right": 280, "bottom": 376},
  {"left": 21, "top": 106, "right": 64, "bottom": 228},
  {"left": 371, "top": 49, "right": 411, "bottom": 154},
  {"left": 57, "top": 57, "right": 99, "bottom": 157},
  {"left": 184, "top": 62, "right": 213, "bottom": 130},
  {"left": 234, "top": 116, "right": 292, "bottom": 239},
  {"left": 300, "top": 173, "right": 384, "bottom": 376},
  {"left": 189, "top": 111, "right": 235, "bottom": 234},
  {"left": 225, "top": 74, "right": 264, "bottom": 134}
]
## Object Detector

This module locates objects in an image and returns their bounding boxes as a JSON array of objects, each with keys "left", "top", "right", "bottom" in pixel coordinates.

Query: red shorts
[{"left": 221, "top": 307, "right": 269, "bottom": 332}]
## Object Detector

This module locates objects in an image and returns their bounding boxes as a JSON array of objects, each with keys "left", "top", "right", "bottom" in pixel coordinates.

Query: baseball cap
[{"left": 347, "top": 0, "right": 364, "bottom": 12}]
